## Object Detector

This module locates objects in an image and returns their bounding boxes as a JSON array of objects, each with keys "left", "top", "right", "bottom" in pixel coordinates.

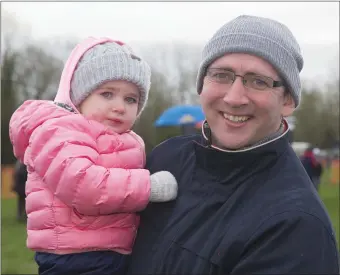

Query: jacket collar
[
  {"left": 193, "top": 120, "right": 290, "bottom": 178},
  {"left": 201, "top": 118, "right": 289, "bottom": 153}
]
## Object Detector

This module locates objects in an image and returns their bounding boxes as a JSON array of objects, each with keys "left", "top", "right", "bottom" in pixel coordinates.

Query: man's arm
[{"left": 230, "top": 211, "right": 339, "bottom": 274}]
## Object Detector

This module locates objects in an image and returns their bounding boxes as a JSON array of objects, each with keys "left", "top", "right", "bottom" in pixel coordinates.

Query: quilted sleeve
[
  {"left": 9, "top": 100, "right": 66, "bottom": 162},
  {"left": 28, "top": 116, "right": 151, "bottom": 215}
]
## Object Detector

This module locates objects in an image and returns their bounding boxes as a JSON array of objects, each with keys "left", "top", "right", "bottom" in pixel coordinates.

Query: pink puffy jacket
[{"left": 9, "top": 37, "right": 151, "bottom": 255}]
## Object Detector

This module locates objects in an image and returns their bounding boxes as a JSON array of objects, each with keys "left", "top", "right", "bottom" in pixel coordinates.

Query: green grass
[
  {"left": 1, "top": 179, "right": 339, "bottom": 274},
  {"left": 1, "top": 198, "right": 37, "bottom": 274},
  {"left": 318, "top": 184, "right": 340, "bottom": 249}
]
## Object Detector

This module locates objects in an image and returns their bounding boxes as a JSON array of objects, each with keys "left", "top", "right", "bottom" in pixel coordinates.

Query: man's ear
[{"left": 281, "top": 91, "right": 295, "bottom": 117}]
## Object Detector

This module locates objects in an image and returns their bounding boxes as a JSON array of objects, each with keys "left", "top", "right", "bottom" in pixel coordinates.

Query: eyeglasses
[{"left": 206, "top": 68, "right": 284, "bottom": 91}]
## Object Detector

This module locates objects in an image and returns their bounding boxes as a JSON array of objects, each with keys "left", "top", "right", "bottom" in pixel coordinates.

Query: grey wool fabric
[
  {"left": 149, "top": 171, "right": 178, "bottom": 202},
  {"left": 70, "top": 42, "right": 151, "bottom": 115},
  {"left": 196, "top": 15, "right": 304, "bottom": 107}
]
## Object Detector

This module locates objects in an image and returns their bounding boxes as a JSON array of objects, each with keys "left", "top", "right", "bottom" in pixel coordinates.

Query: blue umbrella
[{"left": 154, "top": 105, "right": 205, "bottom": 127}]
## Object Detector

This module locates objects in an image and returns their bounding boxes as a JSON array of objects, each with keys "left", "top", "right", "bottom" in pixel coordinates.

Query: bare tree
[
  {"left": 170, "top": 43, "right": 201, "bottom": 105},
  {"left": 293, "top": 80, "right": 339, "bottom": 149},
  {"left": 1, "top": 11, "right": 25, "bottom": 164},
  {"left": 2, "top": 10, "right": 64, "bottom": 103},
  {"left": 139, "top": 42, "right": 202, "bottom": 105},
  {"left": 14, "top": 44, "right": 63, "bottom": 102},
  {"left": 1, "top": 47, "right": 19, "bottom": 164},
  {"left": 133, "top": 68, "right": 176, "bottom": 152},
  {"left": 1, "top": 11, "right": 65, "bottom": 164},
  {"left": 1, "top": 10, "right": 32, "bottom": 53}
]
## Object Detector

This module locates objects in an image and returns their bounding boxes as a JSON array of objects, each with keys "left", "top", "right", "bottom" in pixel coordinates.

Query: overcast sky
[
  {"left": 2, "top": 2, "right": 339, "bottom": 85},
  {"left": 3, "top": 2, "right": 339, "bottom": 44}
]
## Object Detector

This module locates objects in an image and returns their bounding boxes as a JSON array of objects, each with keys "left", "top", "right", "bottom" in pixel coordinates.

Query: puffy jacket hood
[
  {"left": 9, "top": 100, "right": 71, "bottom": 162},
  {"left": 55, "top": 37, "right": 118, "bottom": 112}
]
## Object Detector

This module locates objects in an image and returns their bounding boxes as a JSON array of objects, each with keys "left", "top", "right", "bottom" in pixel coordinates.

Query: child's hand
[{"left": 149, "top": 171, "right": 178, "bottom": 202}]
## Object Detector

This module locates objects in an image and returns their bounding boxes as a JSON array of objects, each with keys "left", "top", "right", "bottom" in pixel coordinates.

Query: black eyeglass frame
[{"left": 206, "top": 68, "right": 285, "bottom": 90}]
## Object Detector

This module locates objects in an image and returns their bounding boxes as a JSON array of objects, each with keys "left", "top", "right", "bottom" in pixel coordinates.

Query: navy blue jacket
[{"left": 127, "top": 133, "right": 339, "bottom": 274}]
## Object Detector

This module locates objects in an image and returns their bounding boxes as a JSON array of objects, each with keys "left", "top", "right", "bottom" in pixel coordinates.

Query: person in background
[
  {"left": 12, "top": 160, "right": 28, "bottom": 222},
  {"left": 301, "top": 147, "right": 323, "bottom": 191}
]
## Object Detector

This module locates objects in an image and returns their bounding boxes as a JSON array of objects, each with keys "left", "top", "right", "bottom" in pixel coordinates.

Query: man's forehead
[{"left": 209, "top": 53, "right": 279, "bottom": 77}]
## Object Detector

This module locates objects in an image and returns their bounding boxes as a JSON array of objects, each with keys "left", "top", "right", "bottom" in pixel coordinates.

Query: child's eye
[
  {"left": 100, "top": 91, "right": 113, "bottom": 99},
  {"left": 126, "top": 97, "right": 137, "bottom": 104}
]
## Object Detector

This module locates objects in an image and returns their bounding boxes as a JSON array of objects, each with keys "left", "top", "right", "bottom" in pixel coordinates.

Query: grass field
[
  {"left": 1, "top": 198, "right": 37, "bottom": 274},
  {"left": 1, "top": 179, "right": 339, "bottom": 274}
]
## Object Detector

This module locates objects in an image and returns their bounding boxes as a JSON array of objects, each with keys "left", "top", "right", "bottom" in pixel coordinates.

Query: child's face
[{"left": 79, "top": 80, "right": 140, "bottom": 134}]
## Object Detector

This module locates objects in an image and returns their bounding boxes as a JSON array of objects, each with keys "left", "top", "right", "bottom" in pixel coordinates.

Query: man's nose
[{"left": 222, "top": 77, "right": 249, "bottom": 107}]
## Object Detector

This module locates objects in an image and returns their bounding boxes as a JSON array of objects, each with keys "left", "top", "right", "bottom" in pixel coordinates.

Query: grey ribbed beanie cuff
[
  {"left": 196, "top": 15, "right": 304, "bottom": 107},
  {"left": 71, "top": 42, "right": 151, "bottom": 116}
]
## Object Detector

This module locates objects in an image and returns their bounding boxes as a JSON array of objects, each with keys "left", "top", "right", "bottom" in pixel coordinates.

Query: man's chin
[{"left": 212, "top": 132, "right": 252, "bottom": 151}]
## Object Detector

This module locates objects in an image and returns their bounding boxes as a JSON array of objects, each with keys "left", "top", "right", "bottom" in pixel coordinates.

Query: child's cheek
[{"left": 88, "top": 108, "right": 104, "bottom": 122}]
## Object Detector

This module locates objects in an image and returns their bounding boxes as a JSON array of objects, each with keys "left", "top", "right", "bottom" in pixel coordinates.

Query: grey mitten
[{"left": 149, "top": 171, "right": 178, "bottom": 202}]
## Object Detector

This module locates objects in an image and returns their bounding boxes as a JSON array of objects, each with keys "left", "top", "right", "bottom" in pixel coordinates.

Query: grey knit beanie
[
  {"left": 70, "top": 41, "right": 151, "bottom": 115},
  {"left": 196, "top": 15, "right": 304, "bottom": 107}
]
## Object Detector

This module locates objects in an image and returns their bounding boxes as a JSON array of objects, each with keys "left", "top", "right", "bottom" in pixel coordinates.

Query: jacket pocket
[{"left": 154, "top": 240, "right": 218, "bottom": 275}]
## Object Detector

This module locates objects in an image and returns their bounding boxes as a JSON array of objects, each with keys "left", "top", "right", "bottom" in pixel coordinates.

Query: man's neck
[
  {"left": 205, "top": 120, "right": 287, "bottom": 152},
  {"left": 244, "top": 120, "right": 286, "bottom": 149}
]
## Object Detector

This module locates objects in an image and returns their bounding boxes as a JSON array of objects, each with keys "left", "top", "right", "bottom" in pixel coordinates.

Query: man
[{"left": 127, "top": 15, "right": 339, "bottom": 274}]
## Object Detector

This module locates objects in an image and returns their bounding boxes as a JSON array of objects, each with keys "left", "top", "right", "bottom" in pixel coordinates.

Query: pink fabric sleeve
[{"left": 28, "top": 117, "right": 151, "bottom": 215}]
